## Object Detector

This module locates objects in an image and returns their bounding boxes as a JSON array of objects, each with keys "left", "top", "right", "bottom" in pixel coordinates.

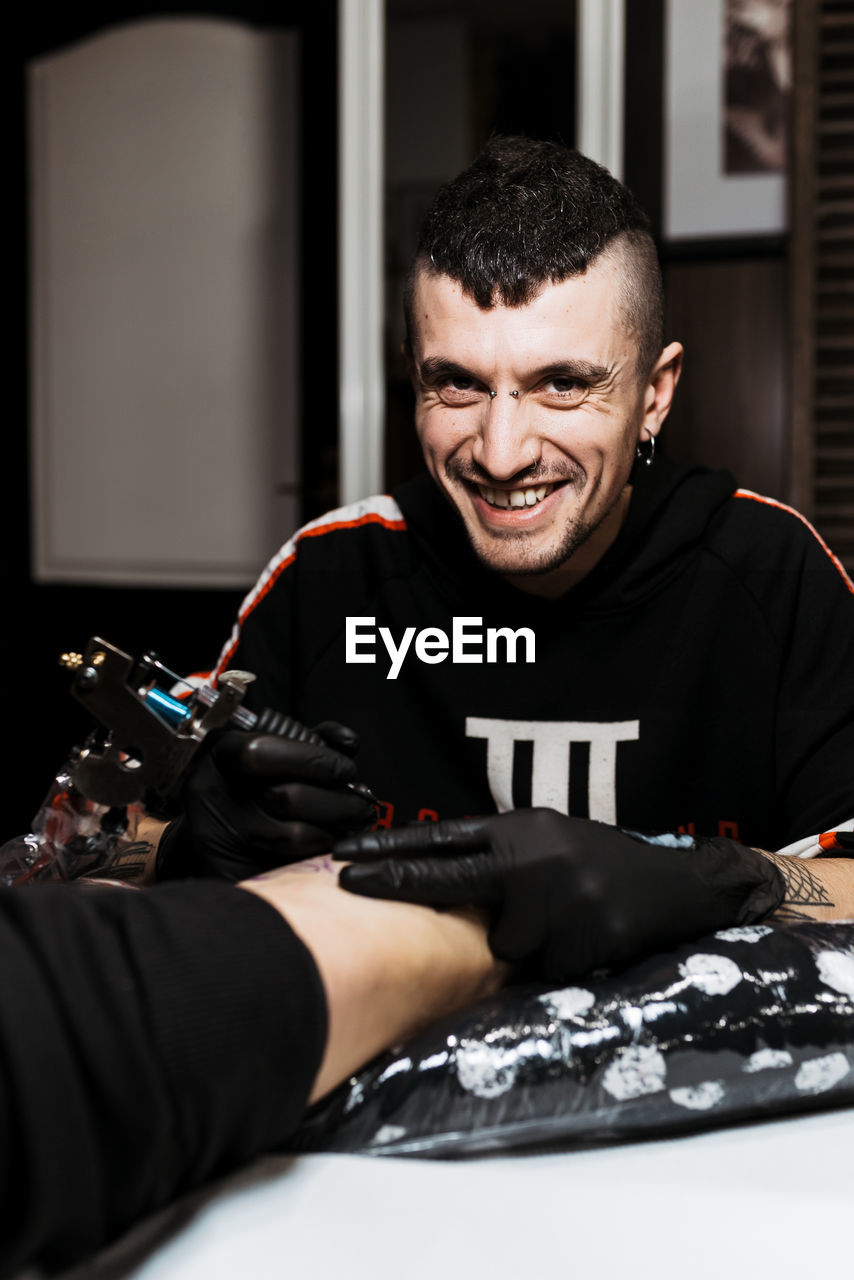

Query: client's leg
[{"left": 240, "top": 855, "right": 507, "bottom": 1102}]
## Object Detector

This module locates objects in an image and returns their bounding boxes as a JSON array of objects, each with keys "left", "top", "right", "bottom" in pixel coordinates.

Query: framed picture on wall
[{"left": 663, "top": 0, "right": 790, "bottom": 241}]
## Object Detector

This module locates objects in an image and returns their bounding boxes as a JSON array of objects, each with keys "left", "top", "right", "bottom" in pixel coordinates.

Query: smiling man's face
[{"left": 410, "top": 249, "right": 682, "bottom": 596}]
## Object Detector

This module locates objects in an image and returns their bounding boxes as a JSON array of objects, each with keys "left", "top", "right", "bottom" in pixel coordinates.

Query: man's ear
[{"left": 642, "top": 341, "right": 683, "bottom": 439}]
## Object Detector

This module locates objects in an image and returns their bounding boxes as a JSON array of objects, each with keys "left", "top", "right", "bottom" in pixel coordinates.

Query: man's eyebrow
[
  {"left": 417, "top": 357, "right": 613, "bottom": 386},
  {"left": 417, "top": 357, "right": 478, "bottom": 383},
  {"left": 534, "top": 360, "right": 612, "bottom": 385}
]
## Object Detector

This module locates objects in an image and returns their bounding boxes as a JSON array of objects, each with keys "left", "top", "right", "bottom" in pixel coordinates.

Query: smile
[{"left": 476, "top": 484, "right": 556, "bottom": 510}]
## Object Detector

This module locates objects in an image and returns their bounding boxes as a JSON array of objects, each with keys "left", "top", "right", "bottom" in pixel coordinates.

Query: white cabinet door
[{"left": 30, "top": 19, "right": 299, "bottom": 586}]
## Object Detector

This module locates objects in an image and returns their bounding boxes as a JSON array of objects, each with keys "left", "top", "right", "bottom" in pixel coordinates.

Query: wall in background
[{"left": 663, "top": 256, "right": 787, "bottom": 498}]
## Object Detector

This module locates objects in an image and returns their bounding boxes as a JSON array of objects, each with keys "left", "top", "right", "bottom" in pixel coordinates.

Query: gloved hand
[
  {"left": 334, "top": 809, "right": 786, "bottom": 982},
  {"left": 157, "top": 721, "right": 377, "bottom": 882}
]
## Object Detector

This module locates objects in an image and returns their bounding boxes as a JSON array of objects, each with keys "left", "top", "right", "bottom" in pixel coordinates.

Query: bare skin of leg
[{"left": 239, "top": 855, "right": 508, "bottom": 1104}]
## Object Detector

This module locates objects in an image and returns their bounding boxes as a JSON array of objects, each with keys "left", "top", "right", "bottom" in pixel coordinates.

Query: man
[{"left": 161, "top": 137, "right": 854, "bottom": 979}]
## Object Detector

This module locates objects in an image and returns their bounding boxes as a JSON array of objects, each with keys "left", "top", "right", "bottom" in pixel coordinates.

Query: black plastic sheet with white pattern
[{"left": 294, "top": 920, "right": 854, "bottom": 1157}]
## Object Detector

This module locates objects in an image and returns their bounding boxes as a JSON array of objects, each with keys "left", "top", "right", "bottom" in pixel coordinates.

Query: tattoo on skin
[
  {"left": 761, "top": 851, "right": 835, "bottom": 922},
  {"left": 95, "top": 840, "right": 156, "bottom": 884},
  {"left": 249, "top": 854, "right": 340, "bottom": 883}
]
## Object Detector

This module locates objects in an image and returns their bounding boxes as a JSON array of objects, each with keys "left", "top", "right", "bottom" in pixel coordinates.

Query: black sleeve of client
[{"left": 0, "top": 884, "right": 327, "bottom": 1277}]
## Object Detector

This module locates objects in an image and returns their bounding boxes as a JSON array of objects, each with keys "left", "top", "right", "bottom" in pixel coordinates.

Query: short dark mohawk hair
[{"left": 406, "top": 135, "right": 664, "bottom": 377}]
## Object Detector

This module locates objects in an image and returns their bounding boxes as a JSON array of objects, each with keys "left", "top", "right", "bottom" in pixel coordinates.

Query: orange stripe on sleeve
[
  {"left": 211, "top": 504, "right": 407, "bottom": 683},
  {"left": 233, "top": 515, "right": 406, "bottom": 639},
  {"left": 733, "top": 489, "right": 854, "bottom": 595},
  {"left": 300, "top": 513, "right": 406, "bottom": 539}
]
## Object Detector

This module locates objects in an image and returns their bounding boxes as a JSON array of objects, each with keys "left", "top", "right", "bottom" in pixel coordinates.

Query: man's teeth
[{"left": 477, "top": 484, "right": 554, "bottom": 510}]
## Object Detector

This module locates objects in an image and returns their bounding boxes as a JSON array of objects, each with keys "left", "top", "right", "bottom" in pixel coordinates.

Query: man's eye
[
  {"left": 437, "top": 378, "right": 482, "bottom": 404},
  {"left": 542, "top": 378, "right": 587, "bottom": 403}
]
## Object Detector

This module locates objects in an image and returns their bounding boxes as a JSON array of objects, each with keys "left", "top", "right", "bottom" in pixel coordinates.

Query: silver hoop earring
[{"left": 636, "top": 434, "right": 656, "bottom": 466}]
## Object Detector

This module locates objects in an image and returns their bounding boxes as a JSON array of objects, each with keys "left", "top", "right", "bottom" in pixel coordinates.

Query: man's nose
[{"left": 471, "top": 394, "right": 540, "bottom": 481}]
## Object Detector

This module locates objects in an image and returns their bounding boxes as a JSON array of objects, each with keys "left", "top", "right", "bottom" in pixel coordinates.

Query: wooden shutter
[{"left": 789, "top": 0, "right": 854, "bottom": 573}]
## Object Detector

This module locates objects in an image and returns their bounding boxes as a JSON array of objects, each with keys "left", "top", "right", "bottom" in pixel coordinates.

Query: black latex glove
[
  {"left": 157, "top": 722, "right": 376, "bottom": 882},
  {"left": 334, "top": 809, "right": 786, "bottom": 982}
]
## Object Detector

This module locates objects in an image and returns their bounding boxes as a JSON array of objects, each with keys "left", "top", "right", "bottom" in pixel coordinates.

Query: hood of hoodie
[{"left": 393, "top": 459, "right": 737, "bottom": 621}]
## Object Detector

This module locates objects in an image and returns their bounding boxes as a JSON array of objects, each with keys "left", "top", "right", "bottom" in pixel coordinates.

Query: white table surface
[{"left": 63, "top": 1105, "right": 854, "bottom": 1280}]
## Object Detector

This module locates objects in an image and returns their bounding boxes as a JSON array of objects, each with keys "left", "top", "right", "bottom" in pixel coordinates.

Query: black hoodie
[{"left": 215, "top": 461, "right": 854, "bottom": 851}]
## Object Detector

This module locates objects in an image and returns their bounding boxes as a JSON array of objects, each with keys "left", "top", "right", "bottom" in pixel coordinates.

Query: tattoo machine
[{"left": 0, "top": 636, "right": 376, "bottom": 887}]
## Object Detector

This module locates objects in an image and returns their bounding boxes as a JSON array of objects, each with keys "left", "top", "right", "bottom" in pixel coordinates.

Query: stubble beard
[
  {"left": 468, "top": 507, "right": 604, "bottom": 576},
  {"left": 444, "top": 459, "right": 605, "bottom": 577}
]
